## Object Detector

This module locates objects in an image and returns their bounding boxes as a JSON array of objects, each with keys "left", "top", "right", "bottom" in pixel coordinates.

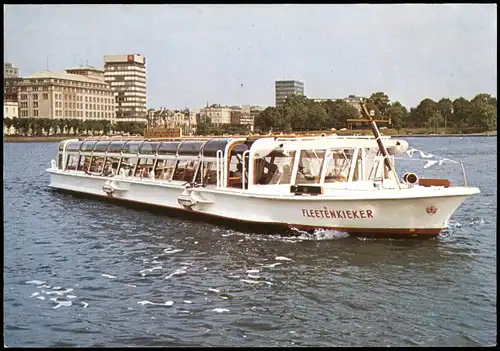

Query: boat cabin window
[
  {"left": 155, "top": 159, "right": 177, "bottom": 180},
  {"left": 66, "top": 141, "right": 83, "bottom": 152},
  {"left": 202, "top": 161, "right": 217, "bottom": 186},
  {"left": 324, "top": 149, "right": 356, "bottom": 183},
  {"left": 107, "top": 141, "right": 125, "bottom": 154},
  {"left": 77, "top": 155, "right": 92, "bottom": 172},
  {"left": 80, "top": 141, "right": 97, "bottom": 152},
  {"left": 89, "top": 156, "right": 105, "bottom": 174},
  {"left": 172, "top": 160, "right": 200, "bottom": 182},
  {"left": 118, "top": 157, "right": 135, "bottom": 176},
  {"left": 104, "top": 157, "right": 120, "bottom": 176},
  {"left": 93, "top": 141, "right": 111, "bottom": 153},
  {"left": 202, "top": 138, "right": 230, "bottom": 157},
  {"left": 178, "top": 141, "right": 205, "bottom": 156},
  {"left": 295, "top": 149, "right": 326, "bottom": 184},
  {"left": 139, "top": 142, "right": 161, "bottom": 155},
  {"left": 122, "top": 141, "right": 144, "bottom": 154},
  {"left": 66, "top": 154, "right": 79, "bottom": 170},
  {"left": 365, "top": 149, "right": 385, "bottom": 180},
  {"left": 254, "top": 150, "right": 296, "bottom": 185},
  {"left": 228, "top": 155, "right": 243, "bottom": 187},
  {"left": 228, "top": 144, "right": 249, "bottom": 188},
  {"left": 134, "top": 158, "right": 155, "bottom": 178},
  {"left": 157, "top": 141, "right": 180, "bottom": 155}
]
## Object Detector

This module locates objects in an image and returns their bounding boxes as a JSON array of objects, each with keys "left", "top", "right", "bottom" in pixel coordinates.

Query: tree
[
  {"left": 101, "top": 120, "right": 111, "bottom": 135},
  {"left": 50, "top": 119, "right": 59, "bottom": 136},
  {"left": 425, "top": 111, "right": 444, "bottom": 133},
  {"left": 31, "top": 118, "right": 42, "bottom": 136},
  {"left": 451, "top": 97, "right": 470, "bottom": 129},
  {"left": 436, "top": 98, "right": 453, "bottom": 129},
  {"left": 408, "top": 98, "right": 438, "bottom": 128},
  {"left": 254, "top": 107, "right": 281, "bottom": 133},
  {"left": 4, "top": 117, "right": 13, "bottom": 135},
  {"left": 306, "top": 102, "right": 328, "bottom": 131},
  {"left": 282, "top": 95, "right": 310, "bottom": 131},
  {"left": 327, "top": 100, "right": 359, "bottom": 129},
  {"left": 12, "top": 117, "right": 23, "bottom": 135},
  {"left": 83, "top": 120, "right": 92, "bottom": 135},
  {"left": 196, "top": 118, "right": 212, "bottom": 135},
  {"left": 368, "top": 92, "right": 390, "bottom": 116},
  {"left": 469, "top": 93, "right": 497, "bottom": 132},
  {"left": 385, "top": 101, "right": 408, "bottom": 130}
]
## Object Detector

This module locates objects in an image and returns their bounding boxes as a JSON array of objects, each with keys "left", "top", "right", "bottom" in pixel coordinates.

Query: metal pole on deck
[{"left": 360, "top": 99, "right": 401, "bottom": 190}]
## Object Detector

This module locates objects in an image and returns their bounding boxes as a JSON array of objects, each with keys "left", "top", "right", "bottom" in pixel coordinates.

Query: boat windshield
[
  {"left": 295, "top": 149, "right": 326, "bottom": 184},
  {"left": 323, "top": 148, "right": 357, "bottom": 182}
]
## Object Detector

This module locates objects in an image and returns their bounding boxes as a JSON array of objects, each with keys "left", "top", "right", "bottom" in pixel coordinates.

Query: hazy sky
[{"left": 4, "top": 4, "right": 497, "bottom": 110}]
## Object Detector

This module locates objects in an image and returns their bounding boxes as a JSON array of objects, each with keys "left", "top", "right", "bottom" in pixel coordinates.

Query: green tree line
[
  {"left": 196, "top": 119, "right": 252, "bottom": 136},
  {"left": 3, "top": 118, "right": 146, "bottom": 136},
  {"left": 253, "top": 92, "right": 497, "bottom": 133}
]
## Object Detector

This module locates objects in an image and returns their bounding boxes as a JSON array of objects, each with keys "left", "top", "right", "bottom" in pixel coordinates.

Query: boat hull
[{"left": 47, "top": 170, "right": 475, "bottom": 238}]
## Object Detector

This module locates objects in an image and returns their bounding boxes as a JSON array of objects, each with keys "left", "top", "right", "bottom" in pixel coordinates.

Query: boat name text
[{"left": 301, "top": 208, "right": 374, "bottom": 219}]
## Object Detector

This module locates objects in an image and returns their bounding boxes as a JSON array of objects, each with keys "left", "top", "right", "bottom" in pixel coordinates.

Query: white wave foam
[
  {"left": 140, "top": 266, "right": 162, "bottom": 276},
  {"left": 184, "top": 300, "right": 192, "bottom": 304},
  {"left": 101, "top": 274, "right": 117, "bottom": 279},
  {"left": 138, "top": 300, "right": 174, "bottom": 306},
  {"left": 50, "top": 297, "right": 73, "bottom": 309},
  {"left": 262, "top": 262, "right": 282, "bottom": 268},
  {"left": 240, "top": 279, "right": 260, "bottom": 284},
  {"left": 275, "top": 256, "right": 294, "bottom": 262},
  {"left": 52, "top": 286, "right": 62, "bottom": 290},
  {"left": 246, "top": 269, "right": 260, "bottom": 273},
  {"left": 212, "top": 308, "right": 230, "bottom": 313},
  {"left": 26, "top": 280, "right": 46, "bottom": 285},
  {"left": 36, "top": 296, "right": 45, "bottom": 300},
  {"left": 164, "top": 269, "right": 187, "bottom": 280},
  {"left": 291, "top": 227, "right": 350, "bottom": 240},
  {"left": 41, "top": 288, "right": 74, "bottom": 296},
  {"left": 30, "top": 292, "right": 40, "bottom": 297},
  {"left": 163, "top": 248, "right": 183, "bottom": 254},
  {"left": 208, "top": 288, "right": 220, "bottom": 293},
  {"left": 66, "top": 295, "right": 77, "bottom": 299},
  {"left": 81, "top": 301, "right": 89, "bottom": 308},
  {"left": 247, "top": 274, "right": 263, "bottom": 280}
]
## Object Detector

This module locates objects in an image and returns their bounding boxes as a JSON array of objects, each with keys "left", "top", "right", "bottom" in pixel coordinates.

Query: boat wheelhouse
[{"left": 47, "top": 132, "right": 480, "bottom": 238}]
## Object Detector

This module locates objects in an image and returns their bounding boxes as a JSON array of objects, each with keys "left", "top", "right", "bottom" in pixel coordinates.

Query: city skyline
[{"left": 4, "top": 4, "right": 497, "bottom": 110}]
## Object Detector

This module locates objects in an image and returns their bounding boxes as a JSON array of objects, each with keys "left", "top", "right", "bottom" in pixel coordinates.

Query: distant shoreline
[{"left": 2, "top": 132, "right": 496, "bottom": 143}]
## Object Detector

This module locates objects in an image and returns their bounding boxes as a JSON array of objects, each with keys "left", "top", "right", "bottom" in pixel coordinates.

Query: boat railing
[
  {"left": 242, "top": 150, "right": 250, "bottom": 189},
  {"left": 216, "top": 150, "right": 224, "bottom": 188}
]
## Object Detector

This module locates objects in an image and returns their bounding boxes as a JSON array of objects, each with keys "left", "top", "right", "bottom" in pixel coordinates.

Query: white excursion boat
[{"left": 46, "top": 122, "right": 480, "bottom": 238}]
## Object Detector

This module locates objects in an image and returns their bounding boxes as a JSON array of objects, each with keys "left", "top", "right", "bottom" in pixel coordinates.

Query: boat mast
[{"left": 359, "top": 99, "right": 401, "bottom": 190}]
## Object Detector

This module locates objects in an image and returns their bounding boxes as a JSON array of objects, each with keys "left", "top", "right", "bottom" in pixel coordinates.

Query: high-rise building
[
  {"left": 104, "top": 54, "right": 147, "bottom": 124},
  {"left": 4, "top": 63, "right": 19, "bottom": 78},
  {"left": 4, "top": 63, "right": 21, "bottom": 102},
  {"left": 17, "top": 68, "right": 115, "bottom": 121},
  {"left": 275, "top": 80, "right": 304, "bottom": 108},
  {"left": 4, "top": 77, "right": 23, "bottom": 102}
]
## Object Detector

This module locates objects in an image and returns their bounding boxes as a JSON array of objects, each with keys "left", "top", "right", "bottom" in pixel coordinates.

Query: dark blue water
[{"left": 3, "top": 137, "right": 497, "bottom": 347}]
